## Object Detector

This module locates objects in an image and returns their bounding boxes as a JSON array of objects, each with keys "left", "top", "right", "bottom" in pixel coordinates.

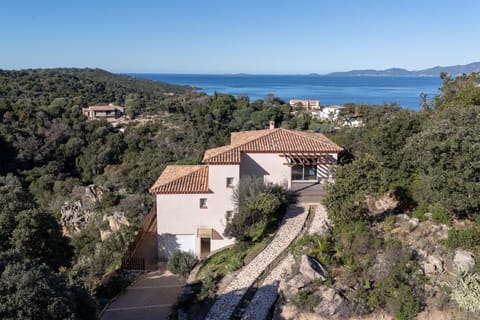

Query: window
[
  {"left": 226, "top": 210, "right": 234, "bottom": 224},
  {"left": 292, "top": 165, "right": 317, "bottom": 181},
  {"left": 200, "top": 198, "right": 208, "bottom": 209},
  {"left": 226, "top": 177, "right": 234, "bottom": 188}
]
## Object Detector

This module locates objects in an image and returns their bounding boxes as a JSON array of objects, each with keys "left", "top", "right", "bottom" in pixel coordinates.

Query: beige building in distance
[
  {"left": 82, "top": 104, "right": 124, "bottom": 121},
  {"left": 150, "top": 124, "right": 343, "bottom": 260},
  {"left": 289, "top": 99, "right": 320, "bottom": 110}
]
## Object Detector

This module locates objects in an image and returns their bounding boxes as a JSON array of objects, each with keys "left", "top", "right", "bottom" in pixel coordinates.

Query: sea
[{"left": 129, "top": 74, "right": 443, "bottom": 111}]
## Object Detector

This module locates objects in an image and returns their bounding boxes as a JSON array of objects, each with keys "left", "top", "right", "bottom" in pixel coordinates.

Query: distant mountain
[{"left": 327, "top": 62, "right": 480, "bottom": 77}]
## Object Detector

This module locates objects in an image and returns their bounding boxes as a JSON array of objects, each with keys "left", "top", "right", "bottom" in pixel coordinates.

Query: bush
[
  {"left": 293, "top": 290, "right": 320, "bottom": 312},
  {"left": 224, "top": 176, "right": 288, "bottom": 242},
  {"left": 450, "top": 272, "right": 480, "bottom": 313},
  {"left": 446, "top": 227, "right": 480, "bottom": 251},
  {"left": 167, "top": 250, "right": 197, "bottom": 277},
  {"left": 431, "top": 205, "right": 449, "bottom": 224},
  {"left": 197, "top": 269, "right": 217, "bottom": 301}
]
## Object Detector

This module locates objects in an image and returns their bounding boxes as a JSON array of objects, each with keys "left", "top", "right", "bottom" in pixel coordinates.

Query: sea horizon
[{"left": 128, "top": 73, "right": 443, "bottom": 111}]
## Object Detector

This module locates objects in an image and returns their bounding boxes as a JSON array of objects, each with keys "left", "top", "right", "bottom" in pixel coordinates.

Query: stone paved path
[
  {"left": 240, "top": 204, "right": 330, "bottom": 320},
  {"left": 205, "top": 204, "right": 309, "bottom": 320}
]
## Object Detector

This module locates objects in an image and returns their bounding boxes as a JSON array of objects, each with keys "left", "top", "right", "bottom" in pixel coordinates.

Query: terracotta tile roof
[
  {"left": 149, "top": 165, "right": 209, "bottom": 194},
  {"left": 203, "top": 128, "right": 343, "bottom": 164}
]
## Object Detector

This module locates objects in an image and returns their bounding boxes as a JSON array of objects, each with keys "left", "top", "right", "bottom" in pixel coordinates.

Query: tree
[
  {"left": 0, "top": 252, "right": 96, "bottom": 320},
  {"left": 404, "top": 105, "right": 480, "bottom": 217},
  {"left": 224, "top": 176, "right": 287, "bottom": 242},
  {"left": 11, "top": 209, "right": 74, "bottom": 270}
]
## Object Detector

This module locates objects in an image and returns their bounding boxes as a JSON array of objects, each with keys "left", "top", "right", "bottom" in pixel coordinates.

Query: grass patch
[{"left": 198, "top": 246, "right": 245, "bottom": 279}]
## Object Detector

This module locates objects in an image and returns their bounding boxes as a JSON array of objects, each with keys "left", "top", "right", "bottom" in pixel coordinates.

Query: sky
[{"left": 1, "top": 0, "right": 479, "bottom": 74}]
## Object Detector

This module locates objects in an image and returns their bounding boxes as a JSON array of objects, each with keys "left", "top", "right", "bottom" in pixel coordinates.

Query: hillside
[
  {"left": 0, "top": 67, "right": 302, "bottom": 318},
  {"left": 327, "top": 61, "right": 480, "bottom": 77}
]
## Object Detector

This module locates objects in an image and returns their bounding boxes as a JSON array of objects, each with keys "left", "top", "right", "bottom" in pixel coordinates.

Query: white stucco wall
[
  {"left": 207, "top": 164, "right": 239, "bottom": 252},
  {"left": 156, "top": 164, "right": 239, "bottom": 259},
  {"left": 240, "top": 153, "right": 290, "bottom": 189}
]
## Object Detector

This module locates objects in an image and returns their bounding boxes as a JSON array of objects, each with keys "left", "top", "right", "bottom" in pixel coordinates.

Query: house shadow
[
  {"left": 158, "top": 233, "right": 182, "bottom": 262},
  {"left": 174, "top": 282, "right": 282, "bottom": 320}
]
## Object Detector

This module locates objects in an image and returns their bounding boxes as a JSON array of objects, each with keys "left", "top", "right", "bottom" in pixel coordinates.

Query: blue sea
[{"left": 129, "top": 74, "right": 443, "bottom": 111}]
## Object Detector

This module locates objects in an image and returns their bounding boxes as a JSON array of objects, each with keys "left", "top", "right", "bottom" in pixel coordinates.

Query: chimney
[{"left": 269, "top": 120, "right": 275, "bottom": 130}]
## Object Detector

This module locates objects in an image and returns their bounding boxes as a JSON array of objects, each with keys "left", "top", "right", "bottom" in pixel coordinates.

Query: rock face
[
  {"left": 61, "top": 184, "right": 104, "bottom": 234},
  {"left": 454, "top": 249, "right": 475, "bottom": 272},
  {"left": 101, "top": 211, "right": 130, "bottom": 240}
]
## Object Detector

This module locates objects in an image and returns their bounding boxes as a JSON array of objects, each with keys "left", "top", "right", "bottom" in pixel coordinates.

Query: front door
[{"left": 200, "top": 238, "right": 211, "bottom": 258}]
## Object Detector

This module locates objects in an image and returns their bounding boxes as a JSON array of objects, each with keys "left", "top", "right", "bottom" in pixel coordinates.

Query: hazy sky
[{"left": 1, "top": 0, "right": 479, "bottom": 73}]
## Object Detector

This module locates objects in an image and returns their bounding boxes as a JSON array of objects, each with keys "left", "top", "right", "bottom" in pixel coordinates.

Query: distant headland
[{"left": 326, "top": 61, "right": 480, "bottom": 77}]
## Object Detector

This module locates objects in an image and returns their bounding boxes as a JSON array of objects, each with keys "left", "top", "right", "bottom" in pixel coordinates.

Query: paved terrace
[{"left": 101, "top": 267, "right": 185, "bottom": 320}]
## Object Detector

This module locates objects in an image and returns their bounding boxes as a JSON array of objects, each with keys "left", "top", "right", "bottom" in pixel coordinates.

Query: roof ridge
[
  {"left": 281, "top": 128, "right": 334, "bottom": 146},
  {"left": 234, "top": 128, "right": 278, "bottom": 148},
  {"left": 204, "top": 129, "right": 275, "bottom": 161}
]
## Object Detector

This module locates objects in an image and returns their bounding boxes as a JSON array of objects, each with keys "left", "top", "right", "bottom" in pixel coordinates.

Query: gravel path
[
  {"left": 205, "top": 204, "right": 309, "bottom": 320},
  {"left": 240, "top": 204, "right": 330, "bottom": 320}
]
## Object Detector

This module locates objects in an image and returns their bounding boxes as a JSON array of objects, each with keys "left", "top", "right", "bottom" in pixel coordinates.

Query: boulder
[
  {"left": 281, "top": 274, "right": 309, "bottom": 300},
  {"left": 422, "top": 255, "right": 444, "bottom": 275},
  {"left": 453, "top": 249, "right": 475, "bottom": 273},
  {"left": 100, "top": 229, "right": 113, "bottom": 241},
  {"left": 299, "top": 255, "right": 327, "bottom": 281},
  {"left": 313, "top": 286, "right": 348, "bottom": 318},
  {"left": 103, "top": 211, "right": 130, "bottom": 233},
  {"left": 365, "top": 193, "right": 399, "bottom": 216}
]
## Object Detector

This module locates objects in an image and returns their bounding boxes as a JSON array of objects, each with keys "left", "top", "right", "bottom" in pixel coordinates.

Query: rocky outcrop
[
  {"left": 365, "top": 193, "right": 399, "bottom": 216},
  {"left": 61, "top": 200, "right": 94, "bottom": 234},
  {"left": 453, "top": 249, "right": 475, "bottom": 273},
  {"left": 421, "top": 254, "right": 445, "bottom": 275},
  {"left": 100, "top": 211, "right": 130, "bottom": 240},
  {"left": 61, "top": 184, "right": 104, "bottom": 235}
]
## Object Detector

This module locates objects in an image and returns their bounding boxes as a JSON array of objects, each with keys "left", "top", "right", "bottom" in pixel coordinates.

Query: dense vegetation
[
  {"left": 0, "top": 68, "right": 298, "bottom": 315},
  {"left": 2, "top": 67, "right": 479, "bottom": 318},
  {"left": 313, "top": 72, "right": 480, "bottom": 319}
]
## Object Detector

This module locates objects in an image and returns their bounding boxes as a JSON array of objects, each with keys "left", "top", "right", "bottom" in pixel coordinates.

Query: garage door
[{"left": 176, "top": 234, "right": 196, "bottom": 255}]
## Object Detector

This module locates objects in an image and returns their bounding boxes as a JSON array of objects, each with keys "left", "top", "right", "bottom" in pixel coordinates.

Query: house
[
  {"left": 314, "top": 105, "right": 346, "bottom": 121},
  {"left": 82, "top": 104, "right": 124, "bottom": 120},
  {"left": 149, "top": 123, "right": 343, "bottom": 260},
  {"left": 289, "top": 99, "right": 320, "bottom": 110}
]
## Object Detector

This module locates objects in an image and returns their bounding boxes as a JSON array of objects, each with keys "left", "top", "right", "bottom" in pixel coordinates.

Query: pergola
[{"left": 280, "top": 152, "right": 337, "bottom": 166}]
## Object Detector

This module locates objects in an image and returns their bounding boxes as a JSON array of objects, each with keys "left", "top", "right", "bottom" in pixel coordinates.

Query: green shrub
[
  {"left": 388, "top": 284, "right": 420, "bottom": 320},
  {"left": 94, "top": 272, "right": 130, "bottom": 299},
  {"left": 224, "top": 176, "right": 287, "bottom": 243},
  {"left": 446, "top": 227, "right": 480, "bottom": 251},
  {"left": 411, "top": 204, "right": 427, "bottom": 221},
  {"left": 197, "top": 269, "right": 217, "bottom": 301},
  {"left": 450, "top": 272, "right": 480, "bottom": 313},
  {"left": 384, "top": 215, "right": 396, "bottom": 232},
  {"left": 167, "top": 250, "right": 197, "bottom": 277},
  {"left": 431, "top": 205, "right": 449, "bottom": 224},
  {"left": 293, "top": 290, "right": 319, "bottom": 312}
]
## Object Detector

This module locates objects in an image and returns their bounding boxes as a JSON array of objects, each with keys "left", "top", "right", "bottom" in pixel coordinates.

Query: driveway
[{"left": 102, "top": 267, "right": 185, "bottom": 320}]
